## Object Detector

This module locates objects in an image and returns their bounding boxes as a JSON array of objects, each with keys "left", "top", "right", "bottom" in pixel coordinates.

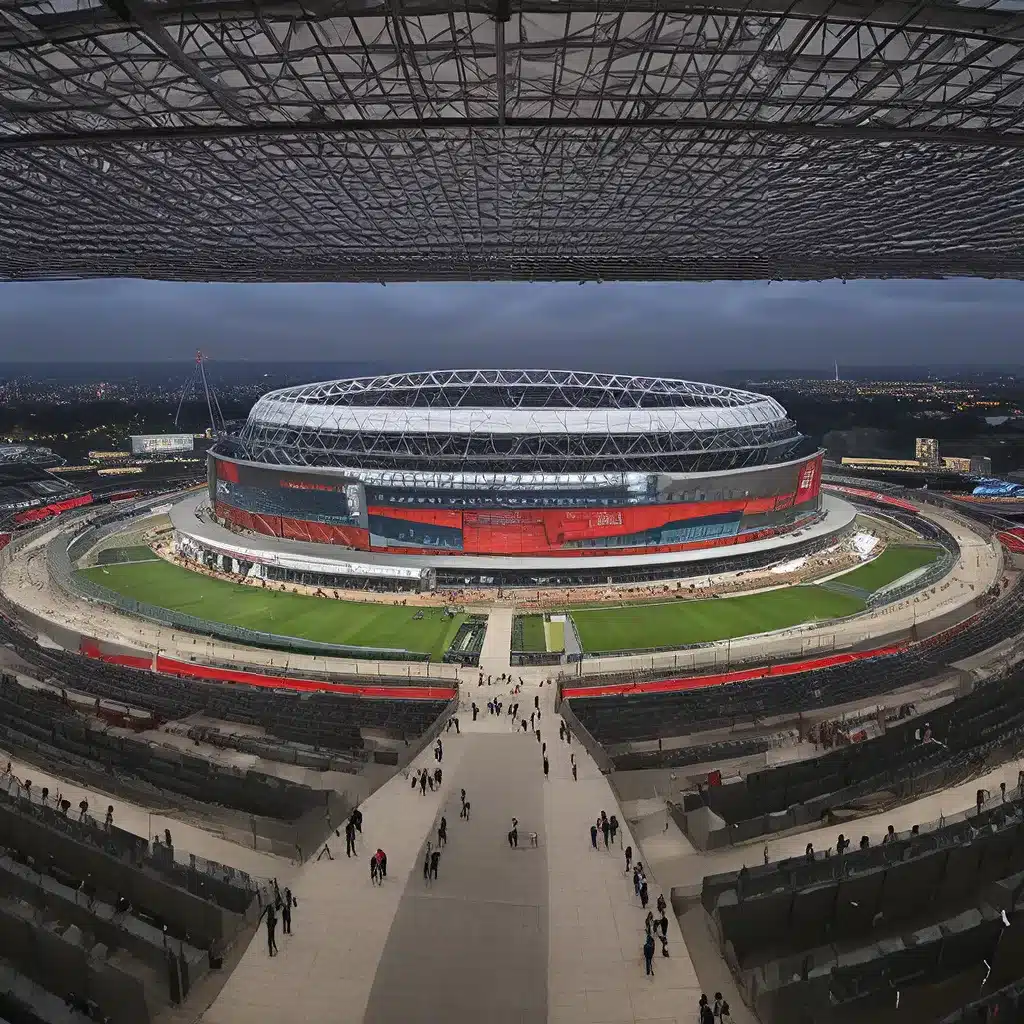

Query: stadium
[
  {"left": 2, "top": 373, "right": 1024, "bottom": 1024},
  {"left": 195, "top": 370, "right": 836, "bottom": 588}
]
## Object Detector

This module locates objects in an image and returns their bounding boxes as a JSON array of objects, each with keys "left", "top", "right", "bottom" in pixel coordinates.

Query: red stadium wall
[
  {"left": 214, "top": 454, "right": 823, "bottom": 557},
  {"left": 561, "top": 643, "right": 906, "bottom": 699},
  {"left": 823, "top": 483, "right": 917, "bottom": 513},
  {"left": 155, "top": 655, "right": 456, "bottom": 700},
  {"left": 13, "top": 492, "right": 93, "bottom": 525}
]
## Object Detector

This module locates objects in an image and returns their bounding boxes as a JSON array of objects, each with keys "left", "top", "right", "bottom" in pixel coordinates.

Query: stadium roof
[{"left": 3, "top": 0, "right": 1024, "bottom": 283}]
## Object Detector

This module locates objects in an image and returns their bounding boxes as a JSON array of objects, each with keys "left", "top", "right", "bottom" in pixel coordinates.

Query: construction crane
[{"left": 174, "top": 350, "right": 225, "bottom": 436}]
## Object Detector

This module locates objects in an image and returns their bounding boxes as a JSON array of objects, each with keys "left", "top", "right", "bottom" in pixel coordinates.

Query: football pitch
[
  {"left": 570, "top": 586, "right": 865, "bottom": 654},
  {"left": 831, "top": 544, "right": 942, "bottom": 594},
  {"left": 79, "top": 558, "right": 466, "bottom": 658}
]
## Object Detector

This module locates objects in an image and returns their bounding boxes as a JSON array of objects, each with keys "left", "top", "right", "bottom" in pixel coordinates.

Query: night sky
[{"left": 1, "top": 277, "right": 1022, "bottom": 370}]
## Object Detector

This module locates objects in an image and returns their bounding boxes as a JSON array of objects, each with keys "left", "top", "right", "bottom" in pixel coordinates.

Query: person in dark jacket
[
  {"left": 265, "top": 905, "right": 278, "bottom": 956},
  {"left": 643, "top": 932, "right": 655, "bottom": 976}
]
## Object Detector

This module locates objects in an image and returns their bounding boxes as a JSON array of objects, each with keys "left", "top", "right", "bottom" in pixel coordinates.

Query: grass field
[
  {"left": 832, "top": 545, "right": 941, "bottom": 594},
  {"left": 518, "top": 614, "right": 548, "bottom": 652},
  {"left": 96, "top": 545, "right": 159, "bottom": 565},
  {"left": 544, "top": 618, "right": 565, "bottom": 653},
  {"left": 570, "top": 586, "right": 865, "bottom": 654},
  {"left": 80, "top": 559, "right": 465, "bottom": 658}
]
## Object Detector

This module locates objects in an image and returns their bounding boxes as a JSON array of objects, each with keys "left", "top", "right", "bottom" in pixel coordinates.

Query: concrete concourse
[{"left": 200, "top": 676, "right": 700, "bottom": 1024}]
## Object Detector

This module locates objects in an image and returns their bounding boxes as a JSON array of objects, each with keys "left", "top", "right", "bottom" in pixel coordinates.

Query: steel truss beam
[{"left": 2, "top": 0, "right": 1024, "bottom": 281}]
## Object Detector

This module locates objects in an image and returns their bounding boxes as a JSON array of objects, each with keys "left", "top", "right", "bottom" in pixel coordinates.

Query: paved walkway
[
  {"left": 479, "top": 607, "right": 515, "bottom": 677},
  {"left": 199, "top": 677, "right": 703, "bottom": 1024}
]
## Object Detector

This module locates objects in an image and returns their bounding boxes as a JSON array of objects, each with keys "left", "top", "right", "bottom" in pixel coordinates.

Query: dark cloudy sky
[{"left": 1, "top": 277, "right": 1022, "bottom": 371}]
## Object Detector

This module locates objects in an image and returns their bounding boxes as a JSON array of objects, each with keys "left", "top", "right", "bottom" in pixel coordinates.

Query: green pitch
[
  {"left": 517, "top": 614, "right": 548, "bottom": 652},
  {"left": 79, "top": 558, "right": 465, "bottom": 658},
  {"left": 831, "top": 544, "right": 941, "bottom": 594},
  {"left": 570, "top": 585, "right": 865, "bottom": 654}
]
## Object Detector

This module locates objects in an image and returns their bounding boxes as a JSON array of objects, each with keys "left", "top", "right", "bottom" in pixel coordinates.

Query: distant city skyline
[{"left": 1, "top": 278, "right": 1023, "bottom": 370}]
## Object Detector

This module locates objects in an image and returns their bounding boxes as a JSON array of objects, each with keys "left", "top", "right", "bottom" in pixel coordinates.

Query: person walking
[
  {"left": 265, "top": 905, "right": 278, "bottom": 956},
  {"left": 656, "top": 892, "right": 666, "bottom": 916},
  {"left": 572, "top": 760, "right": 577, "bottom": 781},
  {"left": 609, "top": 815, "right": 619, "bottom": 845},
  {"left": 430, "top": 849, "right": 441, "bottom": 881},
  {"left": 543, "top": 756, "right": 549, "bottom": 778},
  {"left": 376, "top": 848, "right": 387, "bottom": 880},
  {"left": 345, "top": 820, "right": 357, "bottom": 858},
  {"left": 420, "top": 771, "right": 427, "bottom": 795},
  {"left": 281, "top": 892, "right": 293, "bottom": 935},
  {"left": 590, "top": 823, "right": 599, "bottom": 849},
  {"left": 625, "top": 845, "right": 633, "bottom": 874},
  {"left": 601, "top": 818, "right": 610, "bottom": 848},
  {"left": 643, "top": 931, "right": 655, "bottom": 976},
  {"left": 659, "top": 913, "right": 669, "bottom": 956},
  {"left": 438, "top": 816, "right": 447, "bottom": 848},
  {"left": 423, "top": 849, "right": 431, "bottom": 886},
  {"left": 640, "top": 879, "right": 649, "bottom": 910},
  {"left": 371, "top": 854, "right": 380, "bottom": 886}
]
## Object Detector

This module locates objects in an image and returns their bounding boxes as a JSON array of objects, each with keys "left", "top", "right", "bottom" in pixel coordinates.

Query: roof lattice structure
[{"left": 2, "top": 0, "right": 1024, "bottom": 282}]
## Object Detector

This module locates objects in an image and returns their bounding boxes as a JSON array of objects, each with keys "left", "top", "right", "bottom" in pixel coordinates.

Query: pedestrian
[
  {"left": 602, "top": 818, "right": 610, "bottom": 848},
  {"left": 522, "top": 720, "right": 528, "bottom": 732},
  {"left": 535, "top": 729, "right": 541, "bottom": 743},
  {"left": 351, "top": 808, "right": 363, "bottom": 833},
  {"left": 625, "top": 845, "right": 632, "bottom": 874},
  {"left": 345, "top": 820, "right": 357, "bottom": 857},
  {"left": 659, "top": 914, "right": 669, "bottom": 956},
  {"left": 411, "top": 773, "right": 418, "bottom": 791},
  {"left": 535, "top": 695, "right": 539, "bottom": 710},
  {"left": 436, "top": 740, "right": 443, "bottom": 762},
  {"left": 645, "top": 910, "right": 654, "bottom": 936},
  {"left": 376, "top": 848, "right": 387, "bottom": 880},
  {"left": 559, "top": 722, "right": 565, "bottom": 741},
  {"left": 609, "top": 815, "right": 619, "bottom": 844},
  {"left": 371, "top": 855, "right": 380, "bottom": 886},
  {"left": 699, "top": 994, "right": 715, "bottom": 1024},
  {"left": 281, "top": 893, "right": 292, "bottom": 935},
  {"left": 105, "top": 806, "right": 113, "bottom": 829},
  {"left": 438, "top": 816, "right": 447, "bottom": 847},
  {"left": 543, "top": 756, "right": 549, "bottom": 777},
  {"left": 463, "top": 800, "right": 471, "bottom": 820},
  {"left": 420, "top": 771, "right": 427, "bottom": 795},
  {"left": 643, "top": 931, "right": 655, "bottom": 976},
  {"left": 434, "top": 767, "right": 442, "bottom": 787},
  {"left": 530, "top": 712, "right": 535, "bottom": 730},
  {"left": 454, "top": 718, "right": 460, "bottom": 735},
  {"left": 572, "top": 761, "right": 577, "bottom": 781},
  {"left": 472, "top": 703, "right": 479, "bottom": 721},
  {"left": 423, "top": 849, "right": 431, "bottom": 885},
  {"left": 656, "top": 892, "right": 666, "bottom": 916},
  {"left": 542, "top": 741, "right": 547, "bottom": 756},
  {"left": 265, "top": 905, "right": 278, "bottom": 956},
  {"left": 591, "top": 823, "right": 599, "bottom": 849},
  {"left": 430, "top": 849, "right": 440, "bottom": 880},
  {"left": 713, "top": 992, "right": 724, "bottom": 1018},
  {"left": 640, "top": 880, "right": 649, "bottom": 909}
]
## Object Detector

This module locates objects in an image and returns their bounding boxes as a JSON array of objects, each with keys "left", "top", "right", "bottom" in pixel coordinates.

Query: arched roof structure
[{"left": 2, "top": 0, "right": 1024, "bottom": 281}]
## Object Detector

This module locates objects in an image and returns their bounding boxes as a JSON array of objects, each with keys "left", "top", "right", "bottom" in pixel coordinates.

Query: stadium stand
[
  {"left": 0, "top": 616, "right": 450, "bottom": 760},
  {"left": 566, "top": 573, "right": 1024, "bottom": 744},
  {"left": 0, "top": 769, "right": 261, "bottom": 1024},
  {"left": 674, "top": 664, "right": 1024, "bottom": 848},
  {"left": 698, "top": 782, "right": 1024, "bottom": 1023},
  {"left": 0, "top": 676, "right": 329, "bottom": 823}
]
